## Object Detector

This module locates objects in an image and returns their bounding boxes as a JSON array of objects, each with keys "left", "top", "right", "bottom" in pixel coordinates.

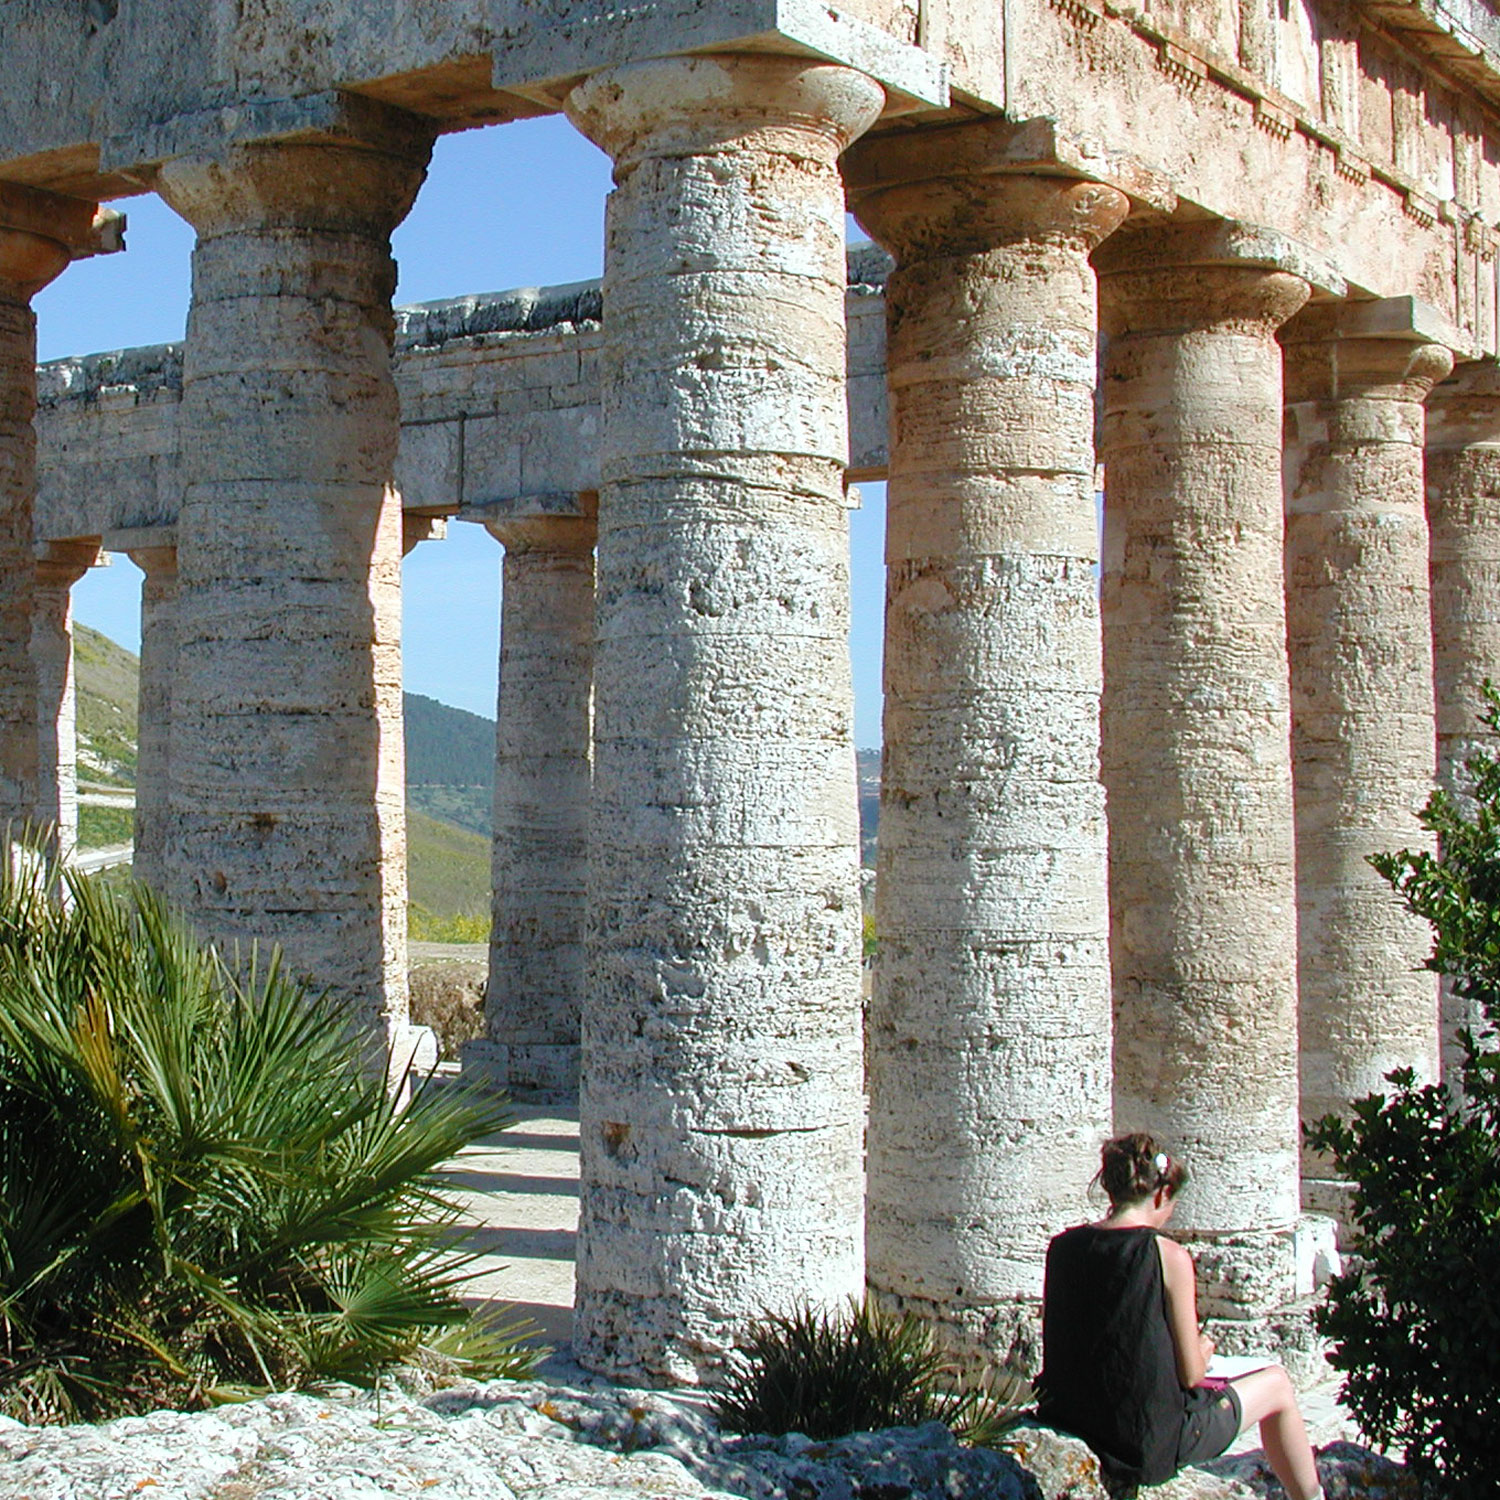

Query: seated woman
[{"left": 1034, "top": 1133, "right": 1322, "bottom": 1498}]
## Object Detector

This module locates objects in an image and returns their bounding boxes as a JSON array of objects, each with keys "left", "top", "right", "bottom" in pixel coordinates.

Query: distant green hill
[
  {"left": 72, "top": 632, "right": 496, "bottom": 916},
  {"left": 404, "top": 692, "right": 493, "bottom": 837},
  {"left": 74, "top": 624, "right": 138, "bottom": 789}
]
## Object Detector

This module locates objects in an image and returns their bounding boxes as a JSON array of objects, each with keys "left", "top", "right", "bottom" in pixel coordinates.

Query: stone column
[
  {"left": 151, "top": 104, "right": 431, "bottom": 1038},
  {"left": 0, "top": 190, "right": 90, "bottom": 839},
  {"left": 32, "top": 543, "right": 97, "bottom": 852},
  {"left": 1281, "top": 300, "right": 1450, "bottom": 1208},
  {"left": 122, "top": 533, "right": 179, "bottom": 894},
  {"left": 466, "top": 499, "right": 595, "bottom": 1102},
  {"left": 843, "top": 122, "right": 1127, "bottom": 1366},
  {"left": 564, "top": 54, "right": 883, "bottom": 1382},
  {"left": 1426, "top": 360, "right": 1500, "bottom": 1065},
  {"left": 1097, "top": 224, "right": 1311, "bottom": 1321}
]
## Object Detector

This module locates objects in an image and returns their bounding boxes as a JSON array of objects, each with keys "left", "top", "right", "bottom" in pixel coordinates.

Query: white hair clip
[{"left": 1154, "top": 1152, "right": 1169, "bottom": 1175}]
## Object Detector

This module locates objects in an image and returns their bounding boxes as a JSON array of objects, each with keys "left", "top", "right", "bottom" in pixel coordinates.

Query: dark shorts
[{"left": 1177, "top": 1380, "right": 1242, "bottom": 1468}]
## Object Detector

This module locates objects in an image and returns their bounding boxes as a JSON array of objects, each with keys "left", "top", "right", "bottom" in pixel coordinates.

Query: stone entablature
[{"left": 30, "top": 248, "right": 892, "bottom": 545}]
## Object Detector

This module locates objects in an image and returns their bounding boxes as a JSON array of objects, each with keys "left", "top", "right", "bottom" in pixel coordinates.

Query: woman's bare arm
[{"left": 1158, "top": 1235, "right": 1213, "bottom": 1388}]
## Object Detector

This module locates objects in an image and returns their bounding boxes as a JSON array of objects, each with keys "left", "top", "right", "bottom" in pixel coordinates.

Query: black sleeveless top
[{"left": 1034, "top": 1224, "right": 1195, "bottom": 1485}]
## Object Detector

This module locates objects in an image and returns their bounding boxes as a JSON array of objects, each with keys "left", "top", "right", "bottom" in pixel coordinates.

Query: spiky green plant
[
  {"left": 712, "top": 1298, "right": 1029, "bottom": 1446},
  {"left": 0, "top": 844, "right": 538, "bottom": 1422}
]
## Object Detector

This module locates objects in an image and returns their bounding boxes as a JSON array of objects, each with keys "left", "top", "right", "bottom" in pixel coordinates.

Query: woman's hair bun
[{"left": 1097, "top": 1132, "right": 1188, "bottom": 1206}]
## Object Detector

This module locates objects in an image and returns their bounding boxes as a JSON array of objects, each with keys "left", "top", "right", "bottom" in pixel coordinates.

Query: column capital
[
  {"left": 1427, "top": 358, "right": 1500, "bottom": 449},
  {"left": 0, "top": 183, "right": 122, "bottom": 300},
  {"left": 471, "top": 493, "right": 597, "bottom": 555},
  {"left": 845, "top": 117, "right": 1163, "bottom": 263},
  {"left": 1281, "top": 297, "right": 1457, "bottom": 405},
  {"left": 34, "top": 540, "right": 100, "bottom": 590},
  {"left": 149, "top": 98, "right": 433, "bottom": 238},
  {"left": 564, "top": 54, "right": 884, "bottom": 174},
  {"left": 1097, "top": 220, "right": 1329, "bottom": 338}
]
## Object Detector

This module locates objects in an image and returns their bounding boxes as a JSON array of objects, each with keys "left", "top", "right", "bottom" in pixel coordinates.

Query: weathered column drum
[
  {"left": 565, "top": 54, "right": 882, "bottom": 1382},
  {"left": 846, "top": 122, "right": 1126, "bottom": 1368},
  {"left": 1098, "top": 223, "right": 1311, "bottom": 1326}
]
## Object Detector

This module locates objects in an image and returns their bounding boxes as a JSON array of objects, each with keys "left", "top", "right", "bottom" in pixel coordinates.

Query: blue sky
[{"left": 33, "top": 115, "right": 887, "bottom": 747}]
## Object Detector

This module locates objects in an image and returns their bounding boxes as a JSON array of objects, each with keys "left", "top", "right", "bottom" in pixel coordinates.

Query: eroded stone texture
[
  {"left": 1281, "top": 303, "right": 1449, "bottom": 1211},
  {"left": 844, "top": 123, "right": 1127, "bottom": 1367},
  {"left": 1426, "top": 359, "right": 1500, "bottom": 1068},
  {"left": 31, "top": 542, "right": 95, "bottom": 853},
  {"left": 152, "top": 113, "right": 431, "bottom": 1036},
  {"left": 0, "top": 217, "right": 71, "bottom": 836},
  {"left": 127, "top": 539, "right": 178, "bottom": 893},
  {"left": 1097, "top": 225, "right": 1309, "bottom": 1316},
  {"left": 564, "top": 54, "right": 883, "bottom": 1382},
  {"left": 470, "top": 505, "right": 595, "bottom": 1101}
]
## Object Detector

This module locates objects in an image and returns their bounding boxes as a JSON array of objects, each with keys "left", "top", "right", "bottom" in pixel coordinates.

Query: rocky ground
[{"left": 0, "top": 1355, "right": 1419, "bottom": 1500}]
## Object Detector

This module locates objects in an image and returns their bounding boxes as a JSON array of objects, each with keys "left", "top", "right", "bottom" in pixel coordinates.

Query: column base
[
  {"left": 386, "top": 1022, "right": 439, "bottom": 1109},
  {"left": 1193, "top": 1214, "right": 1340, "bottom": 1385},
  {"left": 461, "top": 1036, "right": 580, "bottom": 1104}
]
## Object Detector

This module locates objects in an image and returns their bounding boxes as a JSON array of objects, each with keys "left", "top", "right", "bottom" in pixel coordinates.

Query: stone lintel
[
  {"left": 1280, "top": 294, "right": 1465, "bottom": 351},
  {"left": 99, "top": 89, "right": 434, "bottom": 179},
  {"left": 1097, "top": 219, "right": 1346, "bottom": 300},
  {"left": 490, "top": 0, "right": 948, "bottom": 116},
  {"left": 845, "top": 117, "right": 1175, "bottom": 214}
]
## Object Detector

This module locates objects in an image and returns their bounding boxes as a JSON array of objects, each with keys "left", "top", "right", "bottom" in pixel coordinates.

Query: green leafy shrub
[
  {"left": 0, "top": 849, "right": 537, "bottom": 1423},
  {"left": 713, "top": 1298, "right": 1028, "bottom": 1446},
  {"left": 1307, "top": 687, "right": 1500, "bottom": 1499}
]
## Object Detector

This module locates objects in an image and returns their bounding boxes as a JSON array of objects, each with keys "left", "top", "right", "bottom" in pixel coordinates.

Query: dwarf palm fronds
[{"left": 0, "top": 845, "right": 536, "bottom": 1422}]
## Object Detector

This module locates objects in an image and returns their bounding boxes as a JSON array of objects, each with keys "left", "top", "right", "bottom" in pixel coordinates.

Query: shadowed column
[
  {"left": 0, "top": 187, "right": 106, "bottom": 838},
  {"left": 32, "top": 542, "right": 97, "bottom": 853},
  {"left": 470, "top": 501, "right": 595, "bottom": 1101},
  {"left": 565, "top": 53, "right": 883, "bottom": 1382},
  {"left": 1281, "top": 299, "right": 1450, "bottom": 1211},
  {"left": 1426, "top": 360, "right": 1500, "bottom": 1066},
  {"left": 120, "top": 531, "right": 179, "bottom": 894},
  {"left": 1098, "top": 222, "right": 1311, "bottom": 1323},
  {"left": 844, "top": 121, "right": 1127, "bottom": 1368},
  {"left": 151, "top": 102, "right": 431, "bottom": 1038}
]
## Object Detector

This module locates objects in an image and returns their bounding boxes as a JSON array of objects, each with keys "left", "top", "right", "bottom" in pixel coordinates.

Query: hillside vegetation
[
  {"left": 74, "top": 625, "right": 138, "bottom": 788},
  {"left": 405, "top": 692, "right": 494, "bottom": 837},
  {"left": 72, "top": 633, "right": 495, "bottom": 918}
]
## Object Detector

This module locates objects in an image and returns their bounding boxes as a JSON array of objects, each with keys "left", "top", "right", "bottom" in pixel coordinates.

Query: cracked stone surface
[
  {"left": 846, "top": 129, "right": 1127, "bottom": 1369},
  {"left": 1097, "top": 226, "right": 1310, "bottom": 1317},
  {"left": 562, "top": 54, "right": 883, "bottom": 1383},
  {"left": 151, "top": 127, "right": 432, "bottom": 1033},
  {"left": 1281, "top": 306, "right": 1449, "bottom": 1209}
]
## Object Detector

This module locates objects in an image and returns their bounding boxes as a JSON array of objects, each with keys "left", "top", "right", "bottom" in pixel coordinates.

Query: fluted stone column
[
  {"left": 467, "top": 501, "right": 595, "bottom": 1102},
  {"left": 125, "top": 537, "right": 179, "bottom": 893},
  {"left": 1097, "top": 224, "right": 1311, "bottom": 1320},
  {"left": 843, "top": 123, "right": 1127, "bottom": 1366},
  {"left": 152, "top": 106, "right": 431, "bottom": 1037},
  {"left": 1426, "top": 360, "right": 1500, "bottom": 1065},
  {"left": 32, "top": 543, "right": 96, "bottom": 852},
  {"left": 0, "top": 197, "right": 80, "bottom": 838},
  {"left": 1281, "top": 301, "right": 1449, "bottom": 1206},
  {"left": 564, "top": 54, "right": 883, "bottom": 1382}
]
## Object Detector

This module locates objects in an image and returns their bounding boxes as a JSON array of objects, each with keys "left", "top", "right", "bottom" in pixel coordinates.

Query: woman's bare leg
[{"left": 1231, "top": 1366, "right": 1321, "bottom": 1500}]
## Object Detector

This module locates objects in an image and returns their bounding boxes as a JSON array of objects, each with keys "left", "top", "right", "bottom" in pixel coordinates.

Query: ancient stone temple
[{"left": 5, "top": 0, "right": 1500, "bottom": 1384}]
